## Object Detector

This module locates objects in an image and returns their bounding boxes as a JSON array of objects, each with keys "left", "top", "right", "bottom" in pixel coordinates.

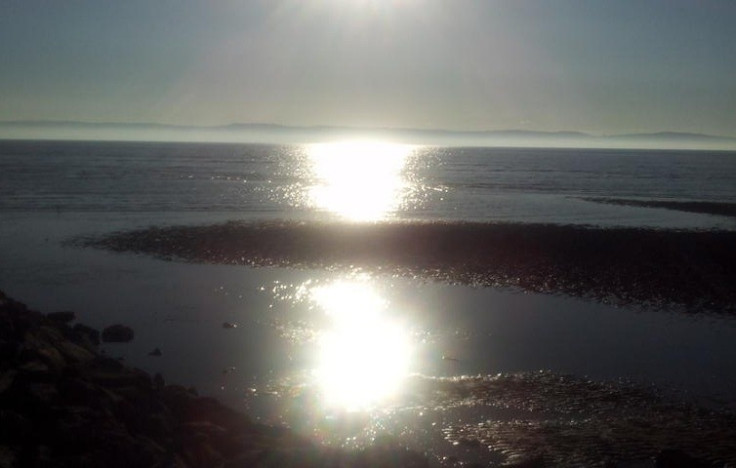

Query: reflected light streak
[
  {"left": 306, "top": 141, "right": 414, "bottom": 221},
  {"left": 311, "top": 279, "right": 412, "bottom": 411}
]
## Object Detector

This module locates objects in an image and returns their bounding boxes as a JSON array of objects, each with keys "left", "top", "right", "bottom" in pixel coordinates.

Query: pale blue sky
[{"left": 1, "top": 0, "right": 735, "bottom": 136}]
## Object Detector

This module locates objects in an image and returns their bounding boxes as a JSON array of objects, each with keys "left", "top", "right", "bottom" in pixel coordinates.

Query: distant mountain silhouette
[
  {"left": 609, "top": 131, "right": 736, "bottom": 142},
  {"left": 1, "top": 120, "right": 735, "bottom": 149}
]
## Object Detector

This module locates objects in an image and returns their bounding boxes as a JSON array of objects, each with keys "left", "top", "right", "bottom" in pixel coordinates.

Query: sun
[
  {"left": 306, "top": 141, "right": 415, "bottom": 221},
  {"left": 310, "top": 279, "right": 413, "bottom": 411}
]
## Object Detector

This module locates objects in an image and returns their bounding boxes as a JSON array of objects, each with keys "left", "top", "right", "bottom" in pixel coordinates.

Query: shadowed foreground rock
[
  {"left": 101, "top": 324, "right": 135, "bottom": 343},
  {"left": 0, "top": 291, "right": 427, "bottom": 468}
]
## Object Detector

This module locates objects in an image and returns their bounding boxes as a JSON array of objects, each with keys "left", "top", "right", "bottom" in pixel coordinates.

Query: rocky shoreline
[
  {"left": 3, "top": 290, "right": 735, "bottom": 467},
  {"left": 0, "top": 290, "right": 427, "bottom": 468},
  {"left": 77, "top": 221, "right": 736, "bottom": 313}
]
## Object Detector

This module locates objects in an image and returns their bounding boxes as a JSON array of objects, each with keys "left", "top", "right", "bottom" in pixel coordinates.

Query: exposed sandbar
[
  {"left": 78, "top": 221, "right": 736, "bottom": 313},
  {"left": 581, "top": 197, "right": 736, "bottom": 218}
]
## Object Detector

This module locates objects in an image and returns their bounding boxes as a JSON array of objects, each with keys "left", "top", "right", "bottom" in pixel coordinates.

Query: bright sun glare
[
  {"left": 306, "top": 141, "right": 414, "bottom": 221},
  {"left": 310, "top": 279, "right": 412, "bottom": 411}
]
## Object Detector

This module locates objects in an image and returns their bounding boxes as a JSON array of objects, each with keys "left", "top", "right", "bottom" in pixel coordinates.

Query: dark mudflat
[
  {"left": 412, "top": 372, "right": 736, "bottom": 467},
  {"left": 77, "top": 221, "right": 736, "bottom": 313},
  {"left": 582, "top": 197, "right": 736, "bottom": 218}
]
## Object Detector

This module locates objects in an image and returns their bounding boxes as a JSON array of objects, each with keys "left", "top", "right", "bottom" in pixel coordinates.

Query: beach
[
  {"left": 2, "top": 141, "right": 736, "bottom": 466},
  {"left": 4, "top": 0, "right": 736, "bottom": 463},
  {"left": 3, "top": 290, "right": 735, "bottom": 467}
]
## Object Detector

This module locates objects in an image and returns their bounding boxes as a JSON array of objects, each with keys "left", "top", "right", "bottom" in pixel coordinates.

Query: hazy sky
[{"left": 1, "top": 0, "right": 735, "bottom": 136}]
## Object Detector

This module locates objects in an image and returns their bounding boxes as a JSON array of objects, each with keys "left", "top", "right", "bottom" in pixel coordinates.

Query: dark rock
[
  {"left": 655, "top": 449, "right": 708, "bottom": 468},
  {"left": 21, "top": 444, "right": 54, "bottom": 468},
  {"left": 506, "top": 456, "right": 547, "bottom": 468},
  {"left": 24, "top": 381, "right": 61, "bottom": 412},
  {"left": 181, "top": 397, "right": 251, "bottom": 434},
  {"left": 89, "top": 356, "right": 125, "bottom": 372},
  {"left": 47, "top": 310, "right": 76, "bottom": 324},
  {"left": 222, "top": 322, "right": 237, "bottom": 329},
  {"left": 148, "top": 347, "right": 162, "bottom": 356},
  {"left": 181, "top": 439, "right": 224, "bottom": 468},
  {"left": 0, "top": 292, "right": 43, "bottom": 340},
  {"left": 0, "top": 370, "right": 17, "bottom": 394},
  {"left": 160, "top": 385, "right": 197, "bottom": 414},
  {"left": 72, "top": 323, "right": 100, "bottom": 347},
  {"left": 19, "top": 345, "right": 65, "bottom": 375},
  {"left": 153, "top": 373, "right": 165, "bottom": 389},
  {"left": 143, "top": 412, "right": 173, "bottom": 442},
  {"left": 0, "top": 339, "right": 19, "bottom": 360},
  {"left": 223, "top": 451, "right": 264, "bottom": 468},
  {"left": 101, "top": 324, "right": 135, "bottom": 343},
  {"left": 54, "top": 339, "right": 96, "bottom": 364},
  {"left": 17, "top": 359, "right": 51, "bottom": 376},
  {"left": 86, "top": 366, "right": 152, "bottom": 390},
  {"left": 0, "top": 411, "right": 33, "bottom": 443},
  {"left": 56, "top": 377, "right": 115, "bottom": 410},
  {"left": 0, "top": 445, "right": 19, "bottom": 467},
  {"left": 183, "top": 420, "right": 228, "bottom": 438}
]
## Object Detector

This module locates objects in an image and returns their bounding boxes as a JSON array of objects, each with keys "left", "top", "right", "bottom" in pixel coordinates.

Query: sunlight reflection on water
[
  {"left": 309, "top": 278, "right": 413, "bottom": 411},
  {"left": 305, "top": 141, "right": 416, "bottom": 221}
]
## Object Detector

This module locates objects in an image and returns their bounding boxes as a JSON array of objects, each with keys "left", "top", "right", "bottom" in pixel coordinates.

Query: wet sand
[
  {"left": 408, "top": 372, "right": 736, "bottom": 467},
  {"left": 78, "top": 221, "right": 736, "bottom": 313}
]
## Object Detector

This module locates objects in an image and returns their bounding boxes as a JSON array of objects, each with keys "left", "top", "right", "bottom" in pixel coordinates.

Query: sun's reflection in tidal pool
[
  {"left": 306, "top": 141, "right": 415, "bottom": 221},
  {"left": 309, "top": 278, "right": 413, "bottom": 411}
]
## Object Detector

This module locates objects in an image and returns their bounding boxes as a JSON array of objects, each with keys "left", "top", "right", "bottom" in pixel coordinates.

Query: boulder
[
  {"left": 655, "top": 449, "right": 709, "bottom": 468},
  {"left": 0, "top": 339, "right": 19, "bottom": 360},
  {"left": 55, "top": 339, "right": 96, "bottom": 364},
  {"left": 73, "top": 323, "right": 100, "bottom": 347},
  {"left": 0, "top": 446, "right": 19, "bottom": 468},
  {"left": 0, "top": 370, "right": 17, "bottom": 394},
  {"left": 101, "top": 324, "right": 134, "bottom": 343},
  {"left": 153, "top": 373, "right": 165, "bottom": 389},
  {"left": 47, "top": 311, "right": 76, "bottom": 324}
]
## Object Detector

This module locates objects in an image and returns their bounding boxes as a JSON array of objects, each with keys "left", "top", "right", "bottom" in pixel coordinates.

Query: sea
[{"left": 2, "top": 139, "right": 736, "bottom": 462}]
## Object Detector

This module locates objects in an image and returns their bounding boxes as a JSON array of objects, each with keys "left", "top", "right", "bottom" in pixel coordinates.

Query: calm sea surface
[
  {"left": 2, "top": 140, "right": 736, "bottom": 462},
  {"left": 1, "top": 139, "right": 735, "bottom": 228}
]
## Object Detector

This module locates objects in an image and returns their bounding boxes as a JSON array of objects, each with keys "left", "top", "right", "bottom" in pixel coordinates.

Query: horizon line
[{"left": 2, "top": 119, "right": 736, "bottom": 141}]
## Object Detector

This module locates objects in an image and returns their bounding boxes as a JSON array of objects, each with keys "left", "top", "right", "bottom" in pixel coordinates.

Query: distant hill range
[{"left": 1, "top": 120, "right": 735, "bottom": 150}]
